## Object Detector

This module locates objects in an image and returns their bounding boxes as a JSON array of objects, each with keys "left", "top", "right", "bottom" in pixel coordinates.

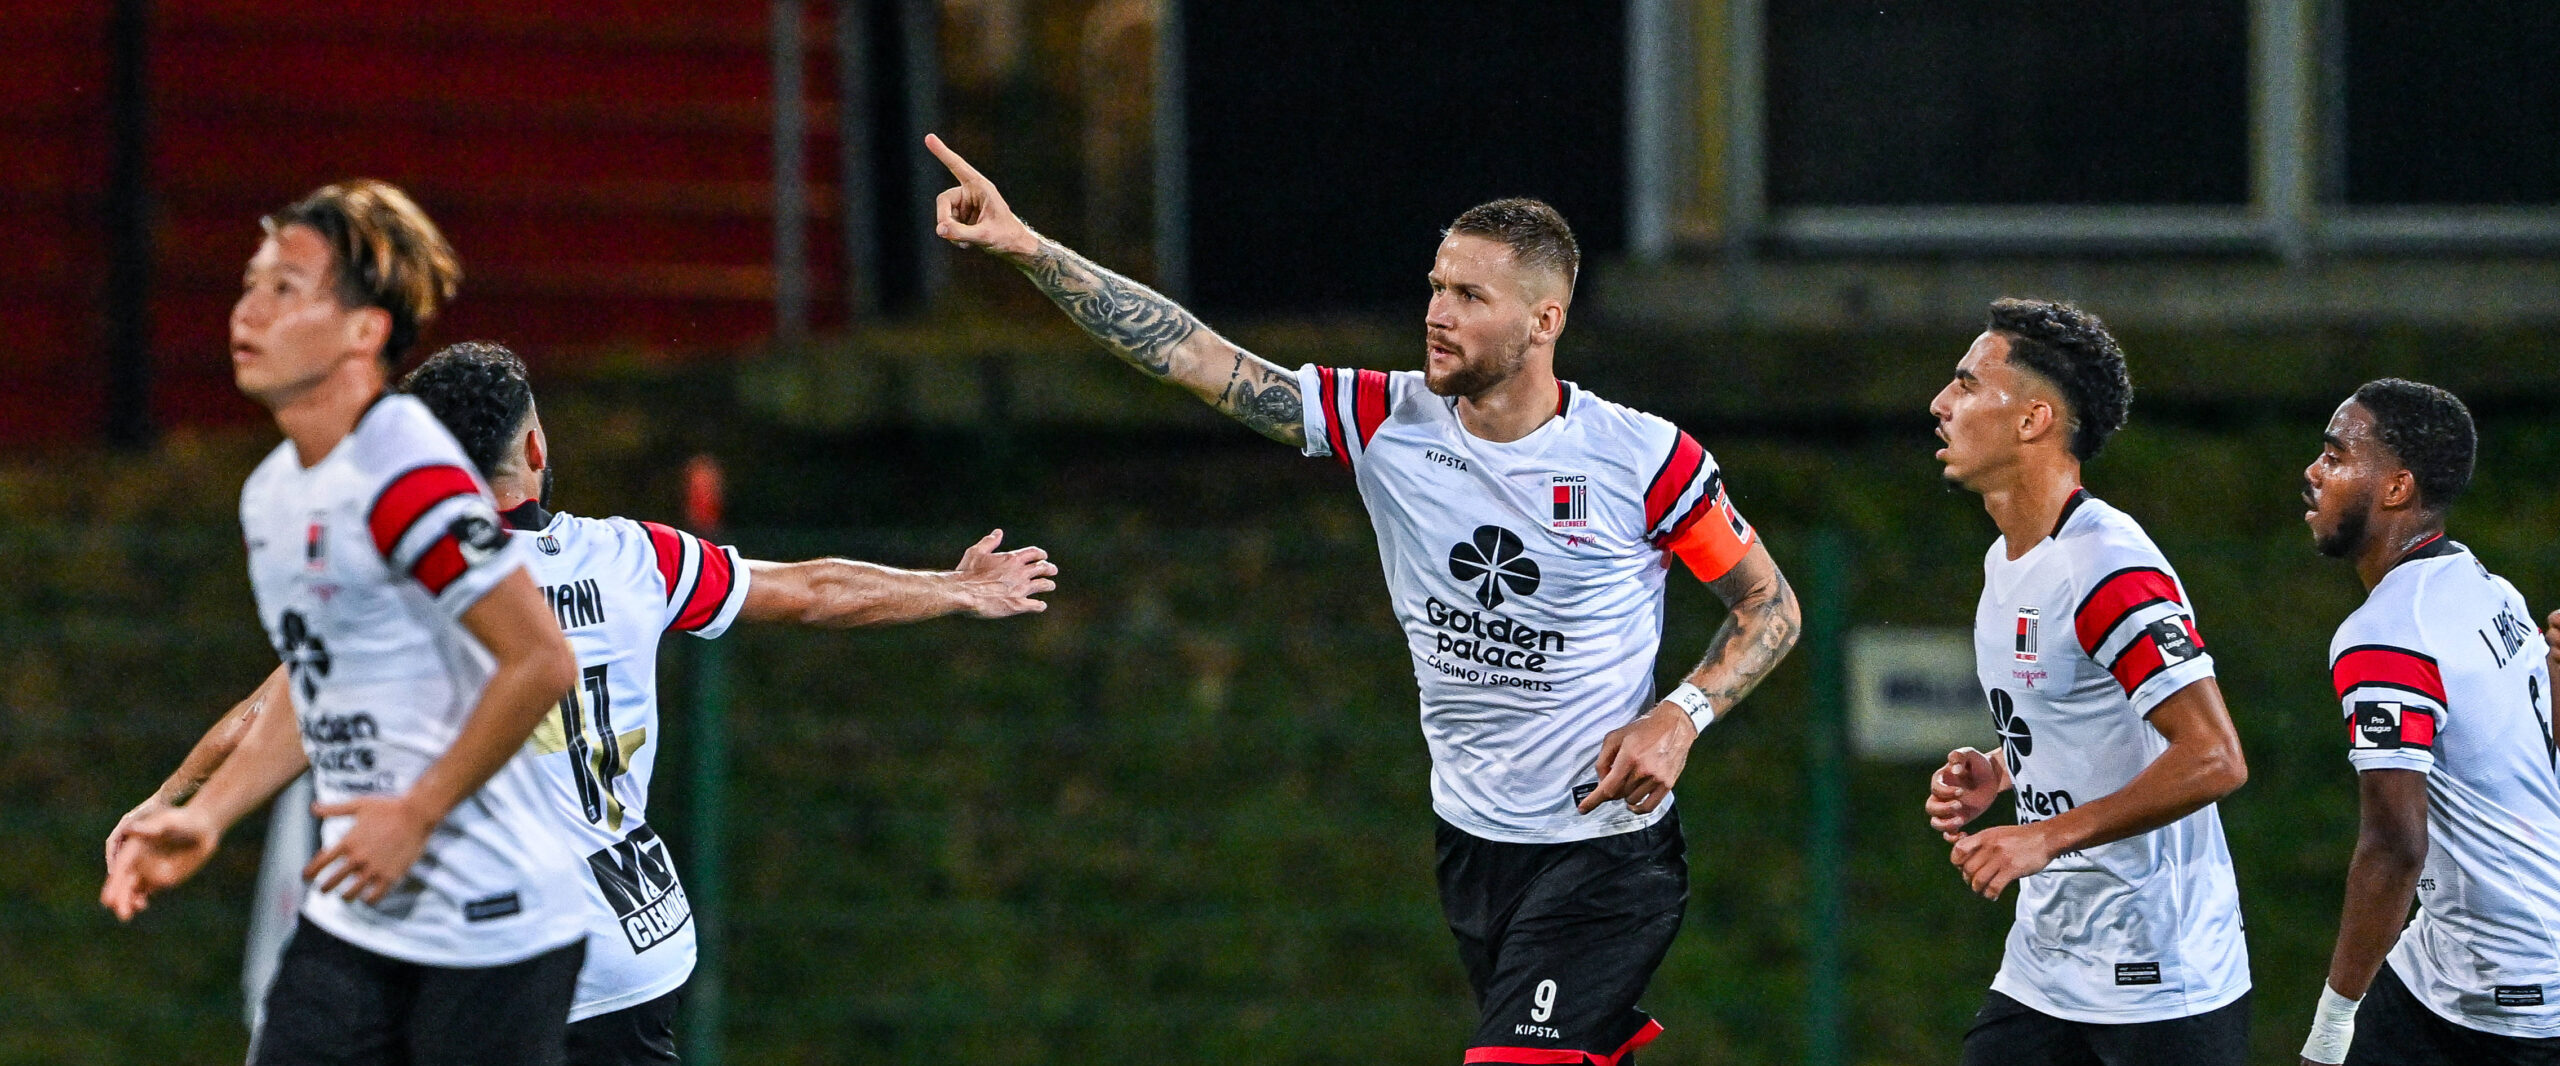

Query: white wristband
[
  {"left": 1662, "top": 683, "right": 1715, "bottom": 733},
  {"left": 2300, "top": 982, "right": 2360, "bottom": 1064}
]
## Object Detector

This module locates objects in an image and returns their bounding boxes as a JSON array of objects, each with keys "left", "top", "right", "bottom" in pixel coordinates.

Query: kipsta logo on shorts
[
  {"left": 1448, "top": 525, "right": 1540, "bottom": 610},
  {"left": 1990, "top": 688, "right": 2032, "bottom": 775}
]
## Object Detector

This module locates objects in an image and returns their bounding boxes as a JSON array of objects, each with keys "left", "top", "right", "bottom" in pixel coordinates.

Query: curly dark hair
[
  {"left": 398, "top": 341, "right": 533, "bottom": 479},
  {"left": 1987, "top": 298, "right": 2133, "bottom": 461},
  {"left": 2351, "top": 378, "right": 2475, "bottom": 513},
  {"left": 1446, "top": 198, "right": 1580, "bottom": 298}
]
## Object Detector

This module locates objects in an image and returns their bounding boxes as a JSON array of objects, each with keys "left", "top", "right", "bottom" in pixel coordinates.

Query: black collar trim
[
  {"left": 2400, "top": 533, "right": 2462, "bottom": 563},
  {"left": 499, "top": 500, "right": 553, "bottom": 531},
  {"left": 2051, "top": 487, "right": 2092, "bottom": 538}
]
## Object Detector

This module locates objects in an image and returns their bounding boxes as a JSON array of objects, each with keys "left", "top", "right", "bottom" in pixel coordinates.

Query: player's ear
[
  {"left": 2017, "top": 397, "right": 2057, "bottom": 445},
  {"left": 2380, "top": 466, "right": 2418, "bottom": 511},
  {"left": 522, "top": 422, "right": 548, "bottom": 475},
  {"left": 343, "top": 305, "right": 392, "bottom": 360},
  {"left": 1533, "top": 296, "right": 1567, "bottom": 343}
]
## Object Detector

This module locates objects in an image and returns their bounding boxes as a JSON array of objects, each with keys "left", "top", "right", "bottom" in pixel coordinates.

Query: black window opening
[
  {"left": 1766, "top": 0, "right": 2251, "bottom": 208},
  {"left": 2342, "top": 0, "right": 2560, "bottom": 206}
]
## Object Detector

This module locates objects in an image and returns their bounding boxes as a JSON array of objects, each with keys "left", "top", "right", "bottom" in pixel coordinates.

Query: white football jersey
[
  {"left": 512, "top": 505, "right": 749, "bottom": 1020},
  {"left": 1298, "top": 366, "right": 1759, "bottom": 844},
  {"left": 2330, "top": 537, "right": 2560, "bottom": 1039},
  {"left": 238, "top": 395, "right": 584, "bottom": 967},
  {"left": 1972, "top": 490, "right": 2250, "bottom": 1023}
]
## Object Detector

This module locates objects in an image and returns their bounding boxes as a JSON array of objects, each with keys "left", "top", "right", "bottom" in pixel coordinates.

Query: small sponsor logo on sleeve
[
  {"left": 2497, "top": 985, "right": 2546, "bottom": 1007},
  {"left": 2146, "top": 618, "right": 2199, "bottom": 663},
  {"left": 463, "top": 892, "right": 522, "bottom": 922},
  {"left": 2114, "top": 962, "right": 2162, "bottom": 986}
]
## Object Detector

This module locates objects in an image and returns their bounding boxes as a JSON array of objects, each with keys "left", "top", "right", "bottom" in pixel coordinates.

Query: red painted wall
[{"left": 3, "top": 2, "right": 844, "bottom": 445}]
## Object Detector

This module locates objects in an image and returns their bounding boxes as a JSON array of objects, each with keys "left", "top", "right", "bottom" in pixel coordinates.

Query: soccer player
[
  {"left": 925, "top": 134, "right": 1802, "bottom": 1064},
  {"left": 1920, "top": 299, "right": 2253, "bottom": 1066},
  {"left": 116, "top": 340, "right": 1060, "bottom": 1064},
  {"left": 2295, "top": 380, "right": 2560, "bottom": 1065},
  {"left": 101, "top": 181, "right": 591, "bottom": 1065}
]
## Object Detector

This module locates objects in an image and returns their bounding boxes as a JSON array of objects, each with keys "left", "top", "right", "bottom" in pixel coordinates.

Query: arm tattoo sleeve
[
  {"left": 1214, "top": 348, "right": 1306, "bottom": 445},
  {"left": 1019, "top": 239, "right": 1201, "bottom": 377},
  {"left": 1690, "top": 570, "right": 1800, "bottom": 713},
  {"left": 1018, "top": 237, "right": 1304, "bottom": 445}
]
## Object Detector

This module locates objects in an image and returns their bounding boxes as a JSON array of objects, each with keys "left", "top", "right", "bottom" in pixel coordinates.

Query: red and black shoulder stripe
[
  {"left": 2071, "top": 566, "right": 2188, "bottom": 656},
  {"left": 641, "top": 520, "right": 740, "bottom": 633},
  {"left": 2332, "top": 644, "right": 2447, "bottom": 705},
  {"left": 1642, "top": 431, "right": 1707, "bottom": 533}
]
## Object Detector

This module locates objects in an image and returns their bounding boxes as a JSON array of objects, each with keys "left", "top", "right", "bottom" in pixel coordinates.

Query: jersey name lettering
[{"left": 543, "top": 578, "right": 608, "bottom": 630}]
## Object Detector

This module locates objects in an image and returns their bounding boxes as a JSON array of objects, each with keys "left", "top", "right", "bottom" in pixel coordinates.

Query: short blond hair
[{"left": 263, "top": 180, "right": 461, "bottom": 364}]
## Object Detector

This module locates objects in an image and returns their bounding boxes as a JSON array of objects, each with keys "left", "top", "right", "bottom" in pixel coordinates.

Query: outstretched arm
[
  {"left": 739, "top": 529, "right": 1056, "bottom": 627},
  {"left": 1578, "top": 543, "right": 1802, "bottom": 815},
  {"left": 925, "top": 133, "right": 1304, "bottom": 446}
]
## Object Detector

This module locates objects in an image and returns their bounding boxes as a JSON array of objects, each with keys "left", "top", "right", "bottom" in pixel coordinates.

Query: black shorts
[
  {"left": 2348, "top": 961, "right": 2560, "bottom": 1066},
  {"left": 252, "top": 916, "right": 585, "bottom": 1066},
  {"left": 1436, "top": 809, "right": 1687, "bottom": 1065},
  {"left": 565, "top": 987, "right": 684, "bottom": 1066},
  {"left": 1960, "top": 988, "right": 2250, "bottom": 1066}
]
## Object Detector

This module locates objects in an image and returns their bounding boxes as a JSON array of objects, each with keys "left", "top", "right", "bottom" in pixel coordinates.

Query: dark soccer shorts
[
  {"left": 252, "top": 916, "right": 585, "bottom": 1066},
  {"left": 1960, "top": 987, "right": 2249, "bottom": 1066},
  {"left": 565, "top": 986, "right": 685, "bottom": 1066},
  {"left": 1436, "top": 808, "right": 1687, "bottom": 1065},
  {"left": 2348, "top": 961, "right": 2560, "bottom": 1066}
]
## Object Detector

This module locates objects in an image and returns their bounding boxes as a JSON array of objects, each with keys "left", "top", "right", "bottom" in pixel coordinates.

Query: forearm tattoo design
[
  {"left": 1692, "top": 573, "right": 1800, "bottom": 712},
  {"left": 1019, "top": 239, "right": 1303, "bottom": 444},
  {"left": 1020, "top": 241, "right": 1199, "bottom": 377}
]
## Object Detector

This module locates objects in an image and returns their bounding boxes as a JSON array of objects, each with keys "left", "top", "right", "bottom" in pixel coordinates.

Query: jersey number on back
[{"left": 559, "top": 665, "right": 632, "bottom": 830}]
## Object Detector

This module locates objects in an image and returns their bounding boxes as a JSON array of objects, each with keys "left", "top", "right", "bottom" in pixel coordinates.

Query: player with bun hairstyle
[
  {"left": 103, "top": 181, "right": 590, "bottom": 1066},
  {"left": 1922, "top": 299, "right": 2254, "bottom": 1066},
  {"left": 121, "top": 339, "right": 1058, "bottom": 1065}
]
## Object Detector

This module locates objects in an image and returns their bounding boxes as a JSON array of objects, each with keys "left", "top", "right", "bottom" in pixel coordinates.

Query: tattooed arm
[
  {"left": 924, "top": 134, "right": 1305, "bottom": 446},
  {"left": 1576, "top": 542, "right": 1801, "bottom": 816}
]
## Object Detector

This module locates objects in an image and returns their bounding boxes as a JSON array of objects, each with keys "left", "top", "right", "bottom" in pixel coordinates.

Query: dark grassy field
[{"left": 7, "top": 357, "right": 2558, "bottom": 1063}]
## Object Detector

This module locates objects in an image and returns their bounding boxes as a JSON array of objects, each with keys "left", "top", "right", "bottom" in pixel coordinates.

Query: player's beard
[
  {"left": 1425, "top": 333, "right": 1531, "bottom": 399},
  {"left": 540, "top": 465, "right": 556, "bottom": 509},
  {"left": 2311, "top": 481, "right": 2369, "bottom": 558}
]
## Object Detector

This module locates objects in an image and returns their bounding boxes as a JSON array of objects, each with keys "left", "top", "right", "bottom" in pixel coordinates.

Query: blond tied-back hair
[{"left": 262, "top": 180, "right": 462, "bottom": 365}]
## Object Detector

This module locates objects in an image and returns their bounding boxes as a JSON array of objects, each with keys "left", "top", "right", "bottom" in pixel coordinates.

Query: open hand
[
  {"left": 1577, "top": 703, "right": 1698, "bottom": 815},
  {"left": 101, "top": 806, "right": 223, "bottom": 921},
  {"left": 1949, "top": 822, "right": 2060, "bottom": 900},
  {"left": 952, "top": 529, "right": 1057, "bottom": 618},
  {"left": 1926, "top": 747, "right": 2002, "bottom": 841},
  {"left": 305, "top": 794, "right": 438, "bottom": 905},
  {"left": 926, "top": 134, "right": 1037, "bottom": 259}
]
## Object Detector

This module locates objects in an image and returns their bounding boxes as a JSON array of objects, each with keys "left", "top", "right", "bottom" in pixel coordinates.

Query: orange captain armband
[{"left": 1661, "top": 487, "right": 1756, "bottom": 582}]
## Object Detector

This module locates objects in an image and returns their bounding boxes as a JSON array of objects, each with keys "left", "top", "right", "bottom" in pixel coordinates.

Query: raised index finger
[{"left": 924, "top": 133, "right": 988, "bottom": 186}]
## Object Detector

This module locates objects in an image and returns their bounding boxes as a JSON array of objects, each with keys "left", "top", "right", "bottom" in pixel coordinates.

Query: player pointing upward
[
  {"left": 2296, "top": 380, "right": 2560, "bottom": 1065},
  {"left": 927, "top": 133, "right": 1800, "bottom": 1064},
  {"left": 1922, "top": 300, "right": 2253, "bottom": 1066}
]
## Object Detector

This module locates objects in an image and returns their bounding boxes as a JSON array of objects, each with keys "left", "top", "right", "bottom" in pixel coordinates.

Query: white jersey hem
[
  {"left": 568, "top": 958, "right": 694, "bottom": 1023},
  {"left": 301, "top": 901, "right": 584, "bottom": 970},
  {"left": 1430, "top": 794, "right": 1674, "bottom": 845},
  {"left": 1989, "top": 971, "right": 2251, "bottom": 1026}
]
